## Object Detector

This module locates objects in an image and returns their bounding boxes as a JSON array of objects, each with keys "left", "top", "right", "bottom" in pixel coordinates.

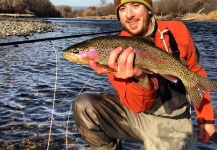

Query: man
[{"left": 73, "top": 0, "right": 215, "bottom": 149}]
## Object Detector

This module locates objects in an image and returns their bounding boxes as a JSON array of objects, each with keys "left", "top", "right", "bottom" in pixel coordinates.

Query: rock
[{"left": 0, "top": 18, "right": 54, "bottom": 37}]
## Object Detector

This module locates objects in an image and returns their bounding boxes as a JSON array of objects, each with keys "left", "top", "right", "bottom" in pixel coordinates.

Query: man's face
[{"left": 118, "top": 3, "right": 151, "bottom": 36}]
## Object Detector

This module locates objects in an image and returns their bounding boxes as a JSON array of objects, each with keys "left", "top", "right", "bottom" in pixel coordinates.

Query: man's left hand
[{"left": 198, "top": 124, "right": 215, "bottom": 143}]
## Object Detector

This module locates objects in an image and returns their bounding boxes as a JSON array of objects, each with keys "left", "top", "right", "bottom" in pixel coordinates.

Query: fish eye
[{"left": 73, "top": 49, "right": 79, "bottom": 54}]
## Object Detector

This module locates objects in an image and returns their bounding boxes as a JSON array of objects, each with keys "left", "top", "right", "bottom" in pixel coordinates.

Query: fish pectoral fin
[
  {"left": 96, "top": 64, "right": 116, "bottom": 72},
  {"left": 140, "top": 68, "right": 154, "bottom": 74},
  {"left": 160, "top": 74, "right": 178, "bottom": 83}
]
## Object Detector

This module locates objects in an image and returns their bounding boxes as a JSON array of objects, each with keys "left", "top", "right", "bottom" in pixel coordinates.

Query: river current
[{"left": 0, "top": 18, "right": 216, "bottom": 150}]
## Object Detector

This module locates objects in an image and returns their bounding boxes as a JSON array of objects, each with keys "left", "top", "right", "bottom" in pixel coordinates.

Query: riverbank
[
  {"left": 0, "top": 18, "right": 53, "bottom": 38},
  {"left": 1, "top": 11, "right": 216, "bottom": 38},
  {"left": 76, "top": 10, "right": 217, "bottom": 21}
]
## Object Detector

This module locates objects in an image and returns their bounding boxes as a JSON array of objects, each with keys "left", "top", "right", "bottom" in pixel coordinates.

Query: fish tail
[{"left": 186, "top": 74, "right": 217, "bottom": 108}]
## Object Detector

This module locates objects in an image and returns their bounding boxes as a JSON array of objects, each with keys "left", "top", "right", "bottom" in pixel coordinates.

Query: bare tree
[
  {"left": 55, "top": 5, "right": 72, "bottom": 17},
  {"left": 0, "top": 0, "right": 60, "bottom": 17},
  {"left": 152, "top": 0, "right": 216, "bottom": 17},
  {"left": 100, "top": 0, "right": 107, "bottom": 7},
  {"left": 83, "top": 8, "right": 93, "bottom": 16}
]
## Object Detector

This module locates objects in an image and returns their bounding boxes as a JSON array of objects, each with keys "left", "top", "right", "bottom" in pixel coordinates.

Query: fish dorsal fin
[
  {"left": 179, "top": 59, "right": 187, "bottom": 67},
  {"left": 134, "top": 36, "right": 155, "bottom": 45}
]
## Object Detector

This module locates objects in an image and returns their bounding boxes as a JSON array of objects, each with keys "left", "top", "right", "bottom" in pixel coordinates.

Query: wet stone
[{"left": 0, "top": 18, "right": 54, "bottom": 38}]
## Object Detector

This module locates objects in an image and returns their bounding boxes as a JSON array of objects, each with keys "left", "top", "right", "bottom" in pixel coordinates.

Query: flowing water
[{"left": 0, "top": 18, "right": 216, "bottom": 150}]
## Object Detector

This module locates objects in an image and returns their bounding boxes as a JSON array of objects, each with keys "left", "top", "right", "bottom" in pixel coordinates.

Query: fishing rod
[{"left": 0, "top": 30, "right": 120, "bottom": 46}]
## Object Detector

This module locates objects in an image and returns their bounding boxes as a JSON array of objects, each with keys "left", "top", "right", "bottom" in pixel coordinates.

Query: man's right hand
[
  {"left": 89, "top": 47, "right": 143, "bottom": 78},
  {"left": 89, "top": 47, "right": 153, "bottom": 89}
]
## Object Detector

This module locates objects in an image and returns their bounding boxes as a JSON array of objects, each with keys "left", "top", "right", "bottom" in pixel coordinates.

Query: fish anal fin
[
  {"left": 185, "top": 74, "right": 217, "bottom": 108},
  {"left": 186, "top": 86, "right": 203, "bottom": 109}
]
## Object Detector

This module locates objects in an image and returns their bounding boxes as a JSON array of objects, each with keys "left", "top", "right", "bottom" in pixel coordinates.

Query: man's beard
[{"left": 122, "top": 16, "right": 151, "bottom": 36}]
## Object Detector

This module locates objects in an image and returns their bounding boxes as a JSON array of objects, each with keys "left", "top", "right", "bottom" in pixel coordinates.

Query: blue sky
[{"left": 50, "top": 0, "right": 114, "bottom": 7}]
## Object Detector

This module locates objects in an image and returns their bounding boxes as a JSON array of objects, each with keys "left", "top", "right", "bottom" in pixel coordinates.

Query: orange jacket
[{"left": 107, "top": 20, "right": 214, "bottom": 121}]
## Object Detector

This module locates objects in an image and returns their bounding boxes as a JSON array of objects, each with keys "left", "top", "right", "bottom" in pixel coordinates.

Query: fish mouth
[{"left": 63, "top": 52, "right": 89, "bottom": 64}]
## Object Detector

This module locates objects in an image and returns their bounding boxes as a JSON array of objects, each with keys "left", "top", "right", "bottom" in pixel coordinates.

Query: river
[{"left": 0, "top": 18, "right": 216, "bottom": 150}]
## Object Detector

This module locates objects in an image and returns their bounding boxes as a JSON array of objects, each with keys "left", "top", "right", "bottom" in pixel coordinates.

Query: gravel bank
[{"left": 0, "top": 18, "right": 54, "bottom": 38}]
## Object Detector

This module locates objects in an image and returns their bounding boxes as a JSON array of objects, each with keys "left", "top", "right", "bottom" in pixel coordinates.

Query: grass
[{"left": 182, "top": 10, "right": 217, "bottom": 21}]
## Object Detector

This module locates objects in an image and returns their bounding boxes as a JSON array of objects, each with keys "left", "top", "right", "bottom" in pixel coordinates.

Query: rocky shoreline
[{"left": 0, "top": 18, "right": 54, "bottom": 38}]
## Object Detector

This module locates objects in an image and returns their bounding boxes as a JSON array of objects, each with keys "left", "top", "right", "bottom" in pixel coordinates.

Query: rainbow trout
[{"left": 63, "top": 36, "right": 217, "bottom": 108}]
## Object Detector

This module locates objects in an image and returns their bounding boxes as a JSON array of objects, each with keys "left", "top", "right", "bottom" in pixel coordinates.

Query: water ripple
[{"left": 0, "top": 19, "right": 216, "bottom": 149}]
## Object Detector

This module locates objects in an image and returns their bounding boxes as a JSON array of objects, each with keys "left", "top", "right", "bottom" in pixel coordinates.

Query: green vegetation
[{"left": 0, "top": 0, "right": 217, "bottom": 20}]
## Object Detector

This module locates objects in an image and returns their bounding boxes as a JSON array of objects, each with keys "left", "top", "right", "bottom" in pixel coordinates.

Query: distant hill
[{"left": 72, "top": 6, "right": 88, "bottom": 10}]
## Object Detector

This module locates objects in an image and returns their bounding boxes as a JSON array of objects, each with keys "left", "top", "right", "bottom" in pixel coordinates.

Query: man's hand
[
  {"left": 89, "top": 47, "right": 143, "bottom": 78},
  {"left": 198, "top": 124, "right": 215, "bottom": 143},
  {"left": 89, "top": 47, "right": 154, "bottom": 89}
]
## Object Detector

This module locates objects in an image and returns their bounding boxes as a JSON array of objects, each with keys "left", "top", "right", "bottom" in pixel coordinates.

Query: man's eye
[
  {"left": 119, "top": 7, "right": 125, "bottom": 12},
  {"left": 133, "top": 3, "right": 140, "bottom": 8}
]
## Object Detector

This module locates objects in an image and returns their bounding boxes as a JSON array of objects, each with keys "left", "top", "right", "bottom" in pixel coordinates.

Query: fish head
[{"left": 63, "top": 42, "right": 99, "bottom": 64}]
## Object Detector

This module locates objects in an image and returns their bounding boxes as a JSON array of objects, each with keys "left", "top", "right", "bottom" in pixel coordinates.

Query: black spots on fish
[{"left": 73, "top": 49, "right": 79, "bottom": 54}]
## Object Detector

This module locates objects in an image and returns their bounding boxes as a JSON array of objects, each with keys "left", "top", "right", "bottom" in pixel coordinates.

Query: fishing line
[
  {"left": 65, "top": 71, "right": 95, "bottom": 150},
  {"left": 45, "top": 40, "right": 95, "bottom": 149},
  {"left": 47, "top": 40, "right": 58, "bottom": 150},
  {"left": 0, "top": 30, "right": 120, "bottom": 46}
]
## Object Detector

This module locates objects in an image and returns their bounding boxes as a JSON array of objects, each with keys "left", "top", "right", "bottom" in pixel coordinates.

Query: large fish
[{"left": 63, "top": 36, "right": 217, "bottom": 108}]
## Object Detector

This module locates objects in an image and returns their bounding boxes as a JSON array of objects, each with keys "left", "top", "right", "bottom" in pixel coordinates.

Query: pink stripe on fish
[{"left": 134, "top": 49, "right": 175, "bottom": 68}]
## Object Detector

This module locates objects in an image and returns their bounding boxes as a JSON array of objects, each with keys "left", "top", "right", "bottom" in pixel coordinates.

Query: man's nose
[{"left": 126, "top": 7, "right": 135, "bottom": 19}]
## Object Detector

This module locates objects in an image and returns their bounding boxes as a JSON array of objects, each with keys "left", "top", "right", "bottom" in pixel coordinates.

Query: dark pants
[{"left": 73, "top": 93, "right": 142, "bottom": 150}]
